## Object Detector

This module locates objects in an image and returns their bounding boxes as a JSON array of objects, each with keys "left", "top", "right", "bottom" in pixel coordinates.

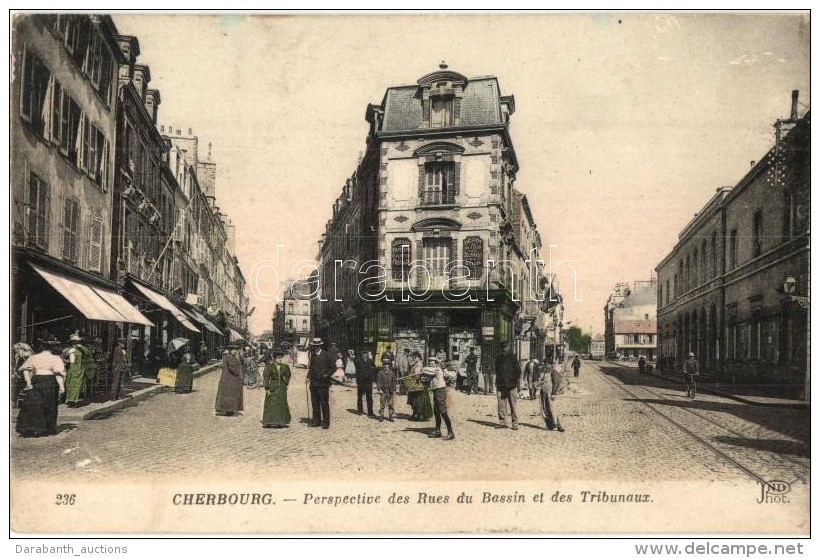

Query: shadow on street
[{"left": 599, "top": 365, "right": 810, "bottom": 447}]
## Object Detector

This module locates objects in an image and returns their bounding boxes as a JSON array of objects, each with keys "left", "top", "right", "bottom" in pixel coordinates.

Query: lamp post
[
  {"left": 783, "top": 276, "right": 809, "bottom": 309},
  {"left": 781, "top": 275, "right": 810, "bottom": 402}
]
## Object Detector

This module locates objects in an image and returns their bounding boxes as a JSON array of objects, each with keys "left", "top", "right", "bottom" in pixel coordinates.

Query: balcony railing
[{"left": 421, "top": 190, "right": 455, "bottom": 206}]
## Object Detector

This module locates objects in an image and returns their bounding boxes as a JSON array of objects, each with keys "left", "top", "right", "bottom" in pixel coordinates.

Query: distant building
[
  {"left": 655, "top": 93, "right": 809, "bottom": 399},
  {"left": 274, "top": 282, "right": 312, "bottom": 348},
  {"left": 590, "top": 334, "right": 606, "bottom": 359},
  {"left": 604, "top": 279, "right": 657, "bottom": 359}
]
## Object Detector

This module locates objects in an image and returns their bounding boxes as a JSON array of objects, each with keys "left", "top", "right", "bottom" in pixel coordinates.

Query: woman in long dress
[
  {"left": 406, "top": 351, "right": 433, "bottom": 421},
  {"left": 262, "top": 349, "right": 291, "bottom": 428},
  {"left": 174, "top": 346, "right": 196, "bottom": 393},
  {"left": 215, "top": 345, "right": 243, "bottom": 416},
  {"left": 16, "top": 341, "right": 66, "bottom": 437}
]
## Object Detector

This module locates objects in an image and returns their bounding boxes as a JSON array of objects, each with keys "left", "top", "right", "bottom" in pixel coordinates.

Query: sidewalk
[
  {"left": 53, "top": 362, "right": 222, "bottom": 422},
  {"left": 605, "top": 360, "right": 809, "bottom": 409}
]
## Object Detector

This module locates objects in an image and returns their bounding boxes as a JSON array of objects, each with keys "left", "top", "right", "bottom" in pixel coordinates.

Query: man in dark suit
[
  {"left": 494, "top": 340, "right": 521, "bottom": 430},
  {"left": 355, "top": 348, "right": 375, "bottom": 416},
  {"left": 307, "top": 338, "right": 335, "bottom": 429}
]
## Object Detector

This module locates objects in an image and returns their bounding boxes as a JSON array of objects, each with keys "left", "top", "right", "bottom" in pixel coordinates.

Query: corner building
[{"left": 315, "top": 64, "right": 537, "bottom": 374}]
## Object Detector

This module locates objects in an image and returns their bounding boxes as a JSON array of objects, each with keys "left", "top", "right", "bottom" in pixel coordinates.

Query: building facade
[
  {"left": 12, "top": 14, "right": 133, "bottom": 368},
  {"left": 656, "top": 93, "right": 809, "bottom": 399},
  {"left": 273, "top": 281, "right": 312, "bottom": 348},
  {"left": 313, "top": 64, "right": 554, "bottom": 372},
  {"left": 11, "top": 15, "right": 248, "bottom": 393},
  {"left": 590, "top": 334, "right": 606, "bottom": 359},
  {"left": 604, "top": 279, "right": 658, "bottom": 359}
]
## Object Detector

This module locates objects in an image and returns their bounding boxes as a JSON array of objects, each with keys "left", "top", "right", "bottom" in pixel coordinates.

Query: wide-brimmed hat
[
  {"left": 310, "top": 337, "right": 323, "bottom": 347},
  {"left": 427, "top": 356, "right": 439, "bottom": 363},
  {"left": 69, "top": 332, "right": 82, "bottom": 342},
  {"left": 381, "top": 356, "right": 393, "bottom": 364},
  {"left": 687, "top": 352, "right": 695, "bottom": 357}
]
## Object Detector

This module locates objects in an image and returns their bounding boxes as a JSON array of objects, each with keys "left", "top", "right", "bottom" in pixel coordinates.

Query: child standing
[{"left": 376, "top": 356, "right": 397, "bottom": 422}]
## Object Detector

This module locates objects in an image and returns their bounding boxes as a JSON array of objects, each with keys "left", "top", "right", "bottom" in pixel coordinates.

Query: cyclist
[{"left": 684, "top": 352, "right": 699, "bottom": 399}]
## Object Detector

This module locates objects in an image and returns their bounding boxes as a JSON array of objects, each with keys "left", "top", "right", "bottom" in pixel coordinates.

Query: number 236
[{"left": 55, "top": 494, "right": 76, "bottom": 505}]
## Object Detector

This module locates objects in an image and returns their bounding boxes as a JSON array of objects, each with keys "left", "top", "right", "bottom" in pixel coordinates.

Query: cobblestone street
[{"left": 11, "top": 361, "right": 810, "bottom": 485}]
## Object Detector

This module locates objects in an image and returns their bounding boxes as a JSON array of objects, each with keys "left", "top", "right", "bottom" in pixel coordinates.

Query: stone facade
[
  {"left": 314, "top": 64, "right": 554, "bottom": 372},
  {"left": 656, "top": 94, "right": 809, "bottom": 398}
]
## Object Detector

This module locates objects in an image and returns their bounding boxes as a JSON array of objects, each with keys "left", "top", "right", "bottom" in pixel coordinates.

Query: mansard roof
[{"left": 381, "top": 76, "right": 503, "bottom": 132}]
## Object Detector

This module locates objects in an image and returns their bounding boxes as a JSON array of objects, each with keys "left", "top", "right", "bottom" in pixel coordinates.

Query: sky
[{"left": 113, "top": 12, "right": 810, "bottom": 336}]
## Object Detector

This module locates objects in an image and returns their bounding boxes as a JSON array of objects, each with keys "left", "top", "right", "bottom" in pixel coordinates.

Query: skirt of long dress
[
  {"left": 411, "top": 389, "right": 433, "bottom": 420},
  {"left": 215, "top": 371, "right": 243, "bottom": 413},
  {"left": 262, "top": 386, "right": 291, "bottom": 426},
  {"left": 16, "top": 375, "right": 59, "bottom": 436},
  {"left": 175, "top": 363, "right": 194, "bottom": 393}
]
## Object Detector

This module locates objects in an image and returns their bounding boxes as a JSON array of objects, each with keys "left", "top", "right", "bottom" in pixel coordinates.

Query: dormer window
[{"left": 431, "top": 96, "right": 454, "bottom": 128}]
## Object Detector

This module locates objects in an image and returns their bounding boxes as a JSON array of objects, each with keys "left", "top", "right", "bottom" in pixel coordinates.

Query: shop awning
[
  {"left": 132, "top": 282, "right": 200, "bottom": 333},
  {"left": 90, "top": 286, "right": 154, "bottom": 327},
  {"left": 186, "top": 307, "right": 224, "bottom": 335},
  {"left": 228, "top": 328, "right": 245, "bottom": 343},
  {"left": 32, "top": 264, "right": 153, "bottom": 325}
]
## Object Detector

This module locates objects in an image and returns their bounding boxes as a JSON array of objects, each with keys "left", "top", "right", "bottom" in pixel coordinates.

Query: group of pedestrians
[{"left": 495, "top": 341, "right": 567, "bottom": 432}]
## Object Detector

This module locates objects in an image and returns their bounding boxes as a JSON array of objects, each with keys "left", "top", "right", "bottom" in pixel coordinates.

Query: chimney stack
[{"left": 790, "top": 90, "right": 799, "bottom": 121}]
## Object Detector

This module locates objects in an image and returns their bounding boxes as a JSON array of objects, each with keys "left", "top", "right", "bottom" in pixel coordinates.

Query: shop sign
[{"left": 482, "top": 326, "right": 495, "bottom": 338}]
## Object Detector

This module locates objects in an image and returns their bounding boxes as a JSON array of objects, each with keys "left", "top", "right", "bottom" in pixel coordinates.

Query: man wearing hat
[
  {"left": 684, "top": 352, "right": 699, "bottom": 399},
  {"left": 307, "top": 338, "right": 335, "bottom": 428},
  {"left": 355, "top": 348, "right": 375, "bottom": 417},
  {"left": 109, "top": 337, "right": 128, "bottom": 401},
  {"left": 494, "top": 340, "right": 521, "bottom": 430}
]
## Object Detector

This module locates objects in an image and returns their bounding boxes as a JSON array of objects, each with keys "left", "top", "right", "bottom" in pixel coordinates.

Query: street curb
[
  {"left": 601, "top": 360, "right": 808, "bottom": 409},
  {"left": 78, "top": 363, "right": 222, "bottom": 420}
]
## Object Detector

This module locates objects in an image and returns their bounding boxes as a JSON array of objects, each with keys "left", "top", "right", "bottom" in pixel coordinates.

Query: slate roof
[{"left": 381, "top": 77, "right": 502, "bottom": 132}]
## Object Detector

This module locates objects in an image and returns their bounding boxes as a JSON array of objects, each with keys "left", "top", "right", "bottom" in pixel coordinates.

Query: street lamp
[{"left": 783, "top": 276, "right": 809, "bottom": 309}]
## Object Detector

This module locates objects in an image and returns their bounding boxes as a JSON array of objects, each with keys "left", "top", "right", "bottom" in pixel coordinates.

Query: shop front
[
  {"left": 362, "top": 289, "right": 518, "bottom": 373},
  {"left": 12, "top": 248, "right": 154, "bottom": 399},
  {"left": 125, "top": 278, "right": 201, "bottom": 377}
]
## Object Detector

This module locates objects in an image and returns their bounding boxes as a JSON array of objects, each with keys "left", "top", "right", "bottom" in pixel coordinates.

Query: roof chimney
[{"left": 790, "top": 90, "right": 799, "bottom": 121}]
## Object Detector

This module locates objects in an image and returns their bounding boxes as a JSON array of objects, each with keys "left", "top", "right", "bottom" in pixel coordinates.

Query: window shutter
[
  {"left": 50, "top": 80, "right": 61, "bottom": 146},
  {"left": 453, "top": 97, "right": 461, "bottom": 124},
  {"left": 100, "top": 138, "right": 109, "bottom": 190},
  {"left": 60, "top": 201, "right": 67, "bottom": 259},
  {"left": 418, "top": 165, "right": 426, "bottom": 200},
  {"left": 415, "top": 239, "right": 423, "bottom": 287},
  {"left": 422, "top": 99, "right": 431, "bottom": 125},
  {"left": 450, "top": 237, "right": 458, "bottom": 279},
  {"left": 88, "top": 214, "right": 103, "bottom": 271},
  {"left": 453, "top": 162, "right": 461, "bottom": 197}
]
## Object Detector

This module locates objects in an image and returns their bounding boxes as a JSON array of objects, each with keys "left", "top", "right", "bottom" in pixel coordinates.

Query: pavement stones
[{"left": 10, "top": 361, "right": 809, "bottom": 484}]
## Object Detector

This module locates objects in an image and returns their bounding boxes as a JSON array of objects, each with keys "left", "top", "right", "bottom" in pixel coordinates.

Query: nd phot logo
[{"left": 757, "top": 479, "right": 791, "bottom": 504}]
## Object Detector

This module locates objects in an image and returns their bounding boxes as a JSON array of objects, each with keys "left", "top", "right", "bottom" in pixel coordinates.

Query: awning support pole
[{"left": 27, "top": 315, "right": 75, "bottom": 328}]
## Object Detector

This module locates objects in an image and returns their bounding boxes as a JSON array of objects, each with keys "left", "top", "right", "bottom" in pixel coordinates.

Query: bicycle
[{"left": 684, "top": 372, "right": 698, "bottom": 399}]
